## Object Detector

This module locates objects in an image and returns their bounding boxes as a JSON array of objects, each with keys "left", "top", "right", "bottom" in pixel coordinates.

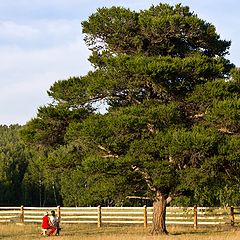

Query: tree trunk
[{"left": 150, "top": 191, "right": 168, "bottom": 235}]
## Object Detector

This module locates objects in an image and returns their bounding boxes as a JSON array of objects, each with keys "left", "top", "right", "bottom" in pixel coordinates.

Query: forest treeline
[
  {"left": 0, "top": 3, "right": 240, "bottom": 222},
  {"left": 0, "top": 124, "right": 61, "bottom": 206}
]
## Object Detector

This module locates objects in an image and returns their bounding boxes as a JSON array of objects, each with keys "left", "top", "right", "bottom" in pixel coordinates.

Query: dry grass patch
[{"left": 0, "top": 223, "right": 240, "bottom": 239}]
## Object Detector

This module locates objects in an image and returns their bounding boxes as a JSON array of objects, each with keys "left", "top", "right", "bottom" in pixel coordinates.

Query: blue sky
[{"left": 0, "top": 0, "right": 239, "bottom": 125}]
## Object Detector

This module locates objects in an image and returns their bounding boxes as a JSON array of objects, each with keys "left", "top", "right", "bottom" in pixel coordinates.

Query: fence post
[
  {"left": 97, "top": 205, "right": 102, "bottom": 228},
  {"left": 194, "top": 205, "right": 197, "bottom": 229},
  {"left": 143, "top": 205, "right": 147, "bottom": 228},
  {"left": 20, "top": 205, "right": 24, "bottom": 223},
  {"left": 57, "top": 205, "right": 61, "bottom": 223},
  {"left": 230, "top": 206, "right": 234, "bottom": 226}
]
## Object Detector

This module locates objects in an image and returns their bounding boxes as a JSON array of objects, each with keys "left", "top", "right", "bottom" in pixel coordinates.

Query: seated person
[
  {"left": 41, "top": 212, "right": 56, "bottom": 236},
  {"left": 50, "top": 210, "right": 61, "bottom": 235}
]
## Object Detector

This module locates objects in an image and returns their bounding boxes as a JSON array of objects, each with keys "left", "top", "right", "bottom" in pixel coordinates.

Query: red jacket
[{"left": 41, "top": 215, "right": 50, "bottom": 229}]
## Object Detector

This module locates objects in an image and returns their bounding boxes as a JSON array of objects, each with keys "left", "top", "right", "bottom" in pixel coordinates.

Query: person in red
[{"left": 41, "top": 212, "right": 56, "bottom": 236}]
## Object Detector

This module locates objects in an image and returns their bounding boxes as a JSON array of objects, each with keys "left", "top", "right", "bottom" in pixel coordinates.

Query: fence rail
[{"left": 0, "top": 205, "right": 239, "bottom": 228}]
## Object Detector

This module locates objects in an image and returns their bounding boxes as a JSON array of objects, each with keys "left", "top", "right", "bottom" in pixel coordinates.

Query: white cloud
[
  {"left": 0, "top": 40, "right": 92, "bottom": 125},
  {"left": 0, "top": 21, "right": 39, "bottom": 39},
  {"left": 0, "top": 40, "right": 90, "bottom": 76},
  {"left": 0, "top": 19, "right": 82, "bottom": 48},
  {"left": 0, "top": 16, "right": 92, "bottom": 125}
]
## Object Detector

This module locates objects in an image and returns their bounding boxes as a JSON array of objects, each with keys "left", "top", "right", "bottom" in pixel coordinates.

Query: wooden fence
[{"left": 0, "top": 205, "right": 239, "bottom": 228}]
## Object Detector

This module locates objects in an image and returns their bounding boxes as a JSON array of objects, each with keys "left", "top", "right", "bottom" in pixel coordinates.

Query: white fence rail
[{"left": 0, "top": 205, "right": 237, "bottom": 228}]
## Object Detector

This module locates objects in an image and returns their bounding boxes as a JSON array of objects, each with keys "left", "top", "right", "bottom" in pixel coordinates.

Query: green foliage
[
  {"left": 206, "top": 97, "right": 240, "bottom": 132},
  {"left": 20, "top": 3, "right": 240, "bottom": 208},
  {"left": 230, "top": 67, "right": 240, "bottom": 84},
  {"left": 0, "top": 125, "right": 32, "bottom": 205},
  {"left": 82, "top": 4, "right": 230, "bottom": 58},
  {"left": 20, "top": 104, "right": 92, "bottom": 149},
  {"left": 83, "top": 54, "right": 232, "bottom": 104},
  {"left": 187, "top": 79, "right": 240, "bottom": 112},
  {"left": 48, "top": 77, "right": 94, "bottom": 108},
  {"left": 66, "top": 101, "right": 182, "bottom": 155},
  {"left": 82, "top": 6, "right": 139, "bottom": 55}
]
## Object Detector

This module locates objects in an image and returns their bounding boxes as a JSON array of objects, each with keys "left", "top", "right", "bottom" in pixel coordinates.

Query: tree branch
[
  {"left": 218, "top": 127, "right": 233, "bottom": 134},
  {"left": 166, "top": 196, "right": 172, "bottom": 204},
  {"left": 97, "top": 144, "right": 119, "bottom": 158},
  {"left": 131, "top": 165, "right": 156, "bottom": 192},
  {"left": 98, "top": 144, "right": 111, "bottom": 153},
  {"left": 102, "top": 154, "right": 119, "bottom": 158}
]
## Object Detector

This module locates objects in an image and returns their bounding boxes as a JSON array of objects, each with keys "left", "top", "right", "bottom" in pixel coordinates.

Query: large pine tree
[{"left": 21, "top": 3, "right": 240, "bottom": 235}]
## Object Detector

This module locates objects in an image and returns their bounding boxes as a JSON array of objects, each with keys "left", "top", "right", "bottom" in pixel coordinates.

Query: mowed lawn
[{"left": 0, "top": 224, "right": 240, "bottom": 240}]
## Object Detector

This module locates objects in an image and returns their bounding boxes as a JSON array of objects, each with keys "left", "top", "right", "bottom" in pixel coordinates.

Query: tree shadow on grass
[
  {"left": 169, "top": 225, "right": 236, "bottom": 237},
  {"left": 170, "top": 230, "right": 209, "bottom": 236}
]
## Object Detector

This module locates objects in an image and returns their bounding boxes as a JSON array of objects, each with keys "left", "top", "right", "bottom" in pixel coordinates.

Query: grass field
[{"left": 0, "top": 224, "right": 240, "bottom": 240}]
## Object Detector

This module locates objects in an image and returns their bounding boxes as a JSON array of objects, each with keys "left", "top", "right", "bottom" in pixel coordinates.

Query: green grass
[{"left": 0, "top": 223, "right": 240, "bottom": 239}]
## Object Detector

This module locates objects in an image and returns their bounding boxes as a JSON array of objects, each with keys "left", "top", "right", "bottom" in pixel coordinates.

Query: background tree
[
  {"left": 0, "top": 125, "right": 33, "bottom": 205},
  {"left": 20, "top": 3, "right": 240, "bottom": 235}
]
